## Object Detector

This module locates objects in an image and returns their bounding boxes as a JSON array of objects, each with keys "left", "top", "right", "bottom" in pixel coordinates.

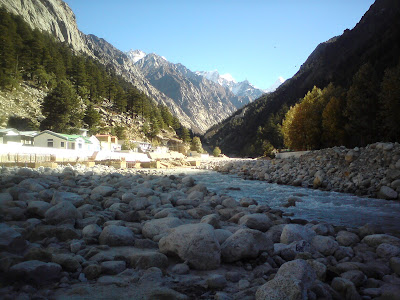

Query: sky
[{"left": 64, "top": 0, "right": 375, "bottom": 90}]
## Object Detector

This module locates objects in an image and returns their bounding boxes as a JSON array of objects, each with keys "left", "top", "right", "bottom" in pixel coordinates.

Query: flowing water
[{"left": 166, "top": 169, "right": 400, "bottom": 233}]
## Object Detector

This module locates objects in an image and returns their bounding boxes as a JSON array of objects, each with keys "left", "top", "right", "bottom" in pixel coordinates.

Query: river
[{"left": 162, "top": 169, "right": 400, "bottom": 234}]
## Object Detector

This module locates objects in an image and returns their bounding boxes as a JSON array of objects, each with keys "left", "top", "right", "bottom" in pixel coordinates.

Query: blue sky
[{"left": 65, "top": 0, "right": 374, "bottom": 90}]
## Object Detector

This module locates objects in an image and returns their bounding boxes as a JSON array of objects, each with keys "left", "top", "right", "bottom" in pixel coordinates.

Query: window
[
  {"left": 61, "top": 142, "right": 65, "bottom": 147},
  {"left": 47, "top": 139, "right": 53, "bottom": 147},
  {"left": 71, "top": 143, "right": 75, "bottom": 149}
]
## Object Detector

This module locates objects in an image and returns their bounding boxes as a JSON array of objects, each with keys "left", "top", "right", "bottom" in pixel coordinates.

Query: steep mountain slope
[
  {"left": 205, "top": 0, "right": 400, "bottom": 156},
  {"left": 134, "top": 53, "right": 239, "bottom": 133},
  {"left": 0, "top": 0, "right": 236, "bottom": 134}
]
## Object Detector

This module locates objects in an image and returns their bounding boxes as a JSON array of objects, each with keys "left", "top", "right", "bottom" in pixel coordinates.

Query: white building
[{"left": 34, "top": 130, "right": 100, "bottom": 151}]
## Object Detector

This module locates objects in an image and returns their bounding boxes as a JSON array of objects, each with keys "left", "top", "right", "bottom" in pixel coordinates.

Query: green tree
[
  {"left": 322, "top": 96, "right": 347, "bottom": 147},
  {"left": 379, "top": 61, "right": 400, "bottom": 141},
  {"left": 40, "top": 79, "right": 83, "bottom": 132},
  {"left": 213, "top": 146, "right": 222, "bottom": 157},
  {"left": 345, "top": 63, "right": 380, "bottom": 146},
  {"left": 83, "top": 103, "right": 101, "bottom": 132},
  {"left": 191, "top": 136, "right": 204, "bottom": 153}
]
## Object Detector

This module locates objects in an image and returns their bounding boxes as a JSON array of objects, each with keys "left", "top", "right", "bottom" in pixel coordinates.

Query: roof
[
  {"left": 0, "top": 128, "right": 20, "bottom": 135},
  {"left": 34, "top": 130, "right": 92, "bottom": 144}
]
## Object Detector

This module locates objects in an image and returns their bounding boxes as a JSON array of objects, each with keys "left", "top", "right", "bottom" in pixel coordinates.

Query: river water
[{"left": 164, "top": 169, "right": 400, "bottom": 233}]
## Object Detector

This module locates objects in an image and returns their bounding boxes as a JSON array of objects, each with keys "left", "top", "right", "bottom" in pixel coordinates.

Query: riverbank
[
  {"left": 214, "top": 142, "right": 400, "bottom": 201},
  {"left": 1, "top": 164, "right": 400, "bottom": 299}
]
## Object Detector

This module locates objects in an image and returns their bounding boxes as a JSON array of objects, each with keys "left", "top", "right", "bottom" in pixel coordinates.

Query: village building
[
  {"left": 95, "top": 134, "right": 121, "bottom": 151},
  {"left": 34, "top": 130, "right": 100, "bottom": 151},
  {"left": 0, "top": 128, "right": 38, "bottom": 146}
]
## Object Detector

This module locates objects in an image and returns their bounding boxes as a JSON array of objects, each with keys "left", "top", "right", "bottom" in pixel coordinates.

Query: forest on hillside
[
  {"left": 251, "top": 59, "right": 400, "bottom": 156},
  {"left": 0, "top": 8, "right": 191, "bottom": 143}
]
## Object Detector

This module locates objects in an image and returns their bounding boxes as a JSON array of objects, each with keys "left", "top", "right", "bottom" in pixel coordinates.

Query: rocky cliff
[
  {"left": 0, "top": 0, "right": 236, "bottom": 133},
  {"left": 135, "top": 53, "right": 239, "bottom": 133}
]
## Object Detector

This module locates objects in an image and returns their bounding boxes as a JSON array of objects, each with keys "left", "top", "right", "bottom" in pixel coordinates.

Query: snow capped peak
[
  {"left": 220, "top": 73, "right": 237, "bottom": 83},
  {"left": 264, "top": 76, "right": 286, "bottom": 93},
  {"left": 126, "top": 49, "right": 146, "bottom": 63}
]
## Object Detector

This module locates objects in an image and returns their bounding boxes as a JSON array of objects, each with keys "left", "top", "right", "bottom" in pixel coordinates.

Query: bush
[{"left": 213, "top": 146, "right": 222, "bottom": 157}]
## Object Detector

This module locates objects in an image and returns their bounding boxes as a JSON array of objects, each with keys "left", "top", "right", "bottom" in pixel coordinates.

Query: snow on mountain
[
  {"left": 126, "top": 49, "right": 146, "bottom": 63},
  {"left": 264, "top": 76, "right": 286, "bottom": 93},
  {"left": 196, "top": 70, "right": 264, "bottom": 101}
]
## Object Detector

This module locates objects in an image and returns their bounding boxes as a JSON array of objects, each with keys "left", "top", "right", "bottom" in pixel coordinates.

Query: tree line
[
  {"left": 281, "top": 61, "right": 400, "bottom": 151},
  {"left": 0, "top": 8, "right": 190, "bottom": 141}
]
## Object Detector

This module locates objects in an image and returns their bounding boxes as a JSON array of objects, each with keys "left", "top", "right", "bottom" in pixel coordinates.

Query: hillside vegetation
[
  {"left": 0, "top": 8, "right": 190, "bottom": 143},
  {"left": 204, "top": 0, "right": 400, "bottom": 157}
]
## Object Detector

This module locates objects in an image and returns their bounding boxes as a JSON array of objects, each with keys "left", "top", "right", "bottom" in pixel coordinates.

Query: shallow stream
[{"left": 166, "top": 169, "right": 400, "bottom": 233}]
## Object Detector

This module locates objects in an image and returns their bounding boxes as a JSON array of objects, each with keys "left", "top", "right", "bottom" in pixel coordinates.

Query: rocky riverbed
[
  {"left": 215, "top": 142, "right": 400, "bottom": 200},
  {"left": 1, "top": 164, "right": 400, "bottom": 299}
]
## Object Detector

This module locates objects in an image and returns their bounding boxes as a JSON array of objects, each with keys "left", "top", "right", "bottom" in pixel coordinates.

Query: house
[
  {"left": 34, "top": 130, "right": 100, "bottom": 151},
  {"left": 95, "top": 134, "right": 120, "bottom": 151},
  {"left": 0, "top": 128, "right": 37, "bottom": 145}
]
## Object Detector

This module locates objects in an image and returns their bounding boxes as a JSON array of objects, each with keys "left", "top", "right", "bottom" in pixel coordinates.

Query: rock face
[
  {"left": 99, "top": 225, "right": 135, "bottom": 246},
  {"left": 159, "top": 223, "right": 221, "bottom": 270},
  {"left": 134, "top": 53, "right": 238, "bottom": 133}
]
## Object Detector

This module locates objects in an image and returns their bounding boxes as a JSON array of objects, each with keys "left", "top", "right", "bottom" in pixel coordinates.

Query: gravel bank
[{"left": 0, "top": 164, "right": 399, "bottom": 299}]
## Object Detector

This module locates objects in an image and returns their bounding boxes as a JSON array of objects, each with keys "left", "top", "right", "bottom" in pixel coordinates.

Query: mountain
[
  {"left": 126, "top": 49, "right": 146, "bottom": 63},
  {"left": 0, "top": 0, "right": 239, "bottom": 134},
  {"left": 205, "top": 0, "right": 400, "bottom": 156},
  {"left": 195, "top": 70, "right": 269, "bottom": 101},
  {"left": 132, "top": 53, "right": 239, "bottom": 133}
]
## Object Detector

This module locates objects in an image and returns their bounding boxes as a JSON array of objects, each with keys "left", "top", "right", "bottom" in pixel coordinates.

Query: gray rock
[
  {"left": 214, "top": 229, "right": 232, "bottom": 245},
  {"left": 159, "top": 223, "right": 220, "bottom": 270},
  {"left": 390, "top": 257, "right": 400, "bottom": 275},
  {"left": 129, "top": 251, "right": 168, "bottom": 270},
  {"left": 136, "top": 187, "right": 154, "bottom": 197},
  {"left": 221, "top": 197, "right": 238, "bottom": 208},
  {"left": 45, "top": 201, "right": 82, "bottom": 225},
  {"left": 336, "top": 230, "right": 360, "bottom": 246},
  {"left": 238, "top": 213, "right": 272, "bottom": 232},
  {"left": 121, "top": 192, "right": 135, "bottom": 203},
  {"left": 82, "top": 224, "right": 102, "bottom": 243},
  {"left": 377, "top": 186, "right": 398, "bottom": 200},
  {"left": 221, "top": 228, "right": 272, "bottom": 262},
  {"left": 331, "top": 277, "right": 361, "bottom": 300},
  {"left": 280, "top": 224, "right": 316, "bottom": 244},
  {"left": 9, "top": 260, "right": 62, "bottom": 285},
  {"left": 206, "top": 274, "right": 227, "bottom": 289},
  {"left": 340, "top": 270, "right": 366, "bottom": 287},
  {"left": 52, "top": 253, "right": 81, "bottom": 272},
  {"left": 0, "top": 223, "right": 27, "bottom": 253},
  {"left": 51, "top": 191, "right": 84, "bottom": 207},
  {"left": 312, "top": 223, "right": 335, "bottom": 236},
  {"left": 99, "top": 225, "right": 135, "bottom": 246},
  {"left": 18, "top": 178, "right": 45, "bottom": 192},
  {"left": 91, "top": 186, "right": 116, "bottom": 197},
  {"left": 171, "top": 263, "right": 190, "bottom": 274},
  {"left": 362, "top": 234, "right": 400, "bottom": 247},
  {"left": 376, "top": 243, "right": 400, "bottom": 258},
  {"left": 255, "top": 259, "right": 316, "bottom": 300},
  {"left": 239, "top": 197, "right": 257, "bottom": 207},
  {"left": 27, "top": 200, "right": 51, "bottom": 218},
  {"left": 200, "top": 213, "right": 220, "bottom": 228},
  {"left": 100, "top": 260, "right": 126, "bottom": 275},
  {"left": 142, "top": 217, "right": 183, "bottom": 241},
  {"left": 312, "top": 235, "right": 339, "bottom": 256}
]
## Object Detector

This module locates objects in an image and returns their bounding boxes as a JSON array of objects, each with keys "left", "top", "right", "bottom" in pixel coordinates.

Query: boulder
[
  {"left": 159, "top": 223, "right": 220, "bottom": 270},
  {"left": 376, "top": 243, "right": 400, "bottom": 258},
  {"left": 377, "top": 186, "right": 398, "bottom": 200},
  {"left": 91, "top": 186, "right": 116, "bottom": 197},
  {"left": 256, "top": 259, "right": 316, "bottom": 300},
  {"left": 336, "top": 230, "right": 360, "bottom": 246},
  {"left": 142, "top": 217, "right": 183, "bottom": 241},
  {"left": 27, "top": 201, "right": 51, "bottom": 218},
  {"left": 390, "top": 257, "right": 400, "bottom": 275},
  {"left": 238, "top": 213, "right": 272, "bottom": 232},
  {"left": 129, "top": 251, "right": 168, "bottom": 270},
  {"left": 9, "top": 260, "right": 62, "bottom": 285},
  {"left": 280, "top": 224, "right": 316, "bottom": 244},
  {"left": 0, "top": 223, "right": 27, "bottom": 253},
  {"left": 100, "top": 260, "right": 126, "bottom": 275},
  {"left": 52, "top": 253, "right": 81, "bottom": 272},
  {"left": 51, "top": 191, "right": 84, "bottom": 207},
  {"left": 312, "top": 235, "right": 339, "bottom": 256},
  {"left": 99, "top": 225, "right": 135, "bottom": 246},
  {"left": 221, "top": 228, "right": 273, "bottom": 262},
  {"left": 44, "top": 201, "right": 82, "bottom": 225},
  {"left": 362, "top": 234, "right": 400, "bottom": 248},
  {"left": 200, "top": 214, "right": 221, "bottom": 229},
  {"left": 82, "top": 224, "right": 102, "bottom": 243}
]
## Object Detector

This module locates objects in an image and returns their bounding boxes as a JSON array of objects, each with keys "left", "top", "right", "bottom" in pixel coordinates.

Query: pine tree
[{"left": 41, "top": 79, "right": 83, "bottom": 132}]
